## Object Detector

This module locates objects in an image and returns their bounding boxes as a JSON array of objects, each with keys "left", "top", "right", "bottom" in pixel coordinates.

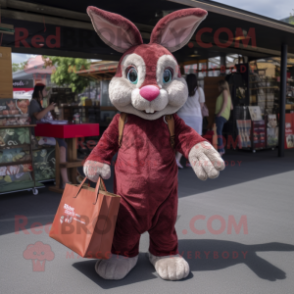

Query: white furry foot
[
  {"left": 95, "top": 254, "right": 138, "bottom": 280},
  {"left": 148, "top": 252, "right": 190, "bottom": 281}
]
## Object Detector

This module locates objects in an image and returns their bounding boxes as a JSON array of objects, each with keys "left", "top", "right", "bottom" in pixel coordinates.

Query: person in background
[
  {"left": 176, "top": 73, "right": 205, "bottom": 168},
  {"left": 215, "top": 80, "right": 232, "bottom": 156},
  {"left": 29, "top": 83, "right": 70, "bottom": 188}
]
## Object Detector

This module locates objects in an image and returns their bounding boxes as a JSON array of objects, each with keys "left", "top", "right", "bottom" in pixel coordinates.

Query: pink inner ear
[
  {"left": 150, "top": 8, "right": 208, "bottom": 52},
  {"left": 160, "top": 15, "right": 201, "bottom": 49},
  {"left": 95, "top": 16, "right": 136, "bottom": 51},
  {"left": 87, "top": 7, "right": 143, "bottom": 53}
]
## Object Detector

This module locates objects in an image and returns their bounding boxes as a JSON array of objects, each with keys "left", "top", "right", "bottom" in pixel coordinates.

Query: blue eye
[
  {"left": 163, "top": 69, "right": 173, "bottom": 84},
  {"left": 127, "top": 67, "right": 138, "bottom": 84}
]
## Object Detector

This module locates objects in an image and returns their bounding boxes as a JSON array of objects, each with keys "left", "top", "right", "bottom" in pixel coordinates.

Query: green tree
[
  {"left": 12, "top": 63, "right": 20, "bottom": 72},
  {"left": 290, "top": 9, "right": 294, "bottom": 25},
  {"left": 43, "top": 56, "right": 91, "bottom": 93},
  {"left": 12, "top": 61, "right": 28, "bottom": 72}
]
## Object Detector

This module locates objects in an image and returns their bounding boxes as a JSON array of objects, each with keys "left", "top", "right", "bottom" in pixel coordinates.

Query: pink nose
[{"left": 139, "top": 85, "right": 160, "bottom": 102}]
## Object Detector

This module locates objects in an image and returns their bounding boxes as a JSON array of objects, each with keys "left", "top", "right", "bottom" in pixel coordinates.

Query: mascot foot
[
  {"left": 95, "top": 254, "right": 138, "bottom": 280},
  {"left": 148, "top": 252, "right": 190, "bottom": 281}
]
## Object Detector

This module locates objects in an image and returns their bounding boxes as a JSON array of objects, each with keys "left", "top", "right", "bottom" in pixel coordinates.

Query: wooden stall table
[{"left": 35, "top": 123, "right": 99, "bottom": 193}]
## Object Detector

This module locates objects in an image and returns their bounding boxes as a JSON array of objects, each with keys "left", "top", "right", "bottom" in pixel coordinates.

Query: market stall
[
  {"left": 1, "top": 0, "right": 294, "bottom": 158},
  {"left": 0, "top": 47, "right": 58, "bottom": 194},
  {"left": 77, "top": 61, "right": 119, "bottom": 131},
  {"left": 231, "top": 59, "right": 294, "bottom": 152},
  {"left": 35, "top": 123, "right": 99, "bottom": 193},
  {"left": 0, "top": 98, "right": 56, "bottom": 194}
]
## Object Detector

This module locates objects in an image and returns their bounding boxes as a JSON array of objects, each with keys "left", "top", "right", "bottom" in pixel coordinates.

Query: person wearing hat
[{"left": 29, "top": 83, "right": 70, "bottom": 188}]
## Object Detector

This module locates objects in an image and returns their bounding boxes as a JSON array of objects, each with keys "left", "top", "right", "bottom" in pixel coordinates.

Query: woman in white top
[{"left": 176, "top": 74, "right": 205, "bottom": 168}]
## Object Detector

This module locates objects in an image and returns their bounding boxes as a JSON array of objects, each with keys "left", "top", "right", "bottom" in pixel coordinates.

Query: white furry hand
[
  {"left": 83, "top": 160, "right": 111, "bottom": 182},
  {"left": 188, "top": 141, "right": 225, "bottom": 181}
]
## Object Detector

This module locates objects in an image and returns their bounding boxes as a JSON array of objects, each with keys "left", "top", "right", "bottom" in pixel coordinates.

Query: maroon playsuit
[{"left": 86, "top": 113, "right": 206, "bottom": 257}]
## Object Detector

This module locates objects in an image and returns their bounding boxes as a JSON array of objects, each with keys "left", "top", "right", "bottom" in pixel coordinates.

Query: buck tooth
[{"left": 150, "top": 108, "right": 154, "bottom": 113}]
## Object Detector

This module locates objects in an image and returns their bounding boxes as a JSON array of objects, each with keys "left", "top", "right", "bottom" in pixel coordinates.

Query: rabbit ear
[
  {"left": 150, "top": 8, "right": 208, "bottom": 52},
  {"left": 87, "top": 6, "right": 143, "bottom": 53}
]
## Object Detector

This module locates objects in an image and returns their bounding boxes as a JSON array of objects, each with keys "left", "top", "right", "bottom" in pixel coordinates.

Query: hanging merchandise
[{"left": 267, "top": 114, "right": 278, "bottom": 147}]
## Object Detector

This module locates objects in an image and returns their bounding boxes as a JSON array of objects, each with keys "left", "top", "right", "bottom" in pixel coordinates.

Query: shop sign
[
  {"left": 1, "top": 17, "right": 111, "bottom": 55},
  {"left": 193, "top": 27, "right": 257, "bottom": 49},
  {"left": 13, "top": 80, "right": 34, "bottom": 88},
  {"left": 1, "top": 17, "right": 258, "bottom": 55}
]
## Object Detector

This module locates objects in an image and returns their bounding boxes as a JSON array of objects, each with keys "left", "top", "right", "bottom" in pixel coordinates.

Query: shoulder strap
[
  {"left": 118, "top": 113, "right": 127, "bottom": 147},
  {"left": 165, "top": 115, "right": 175, "bottom": 150}
]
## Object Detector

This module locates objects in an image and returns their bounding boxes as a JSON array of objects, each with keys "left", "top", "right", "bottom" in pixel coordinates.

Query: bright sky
[
  {"left": 12, "top": 54, "right": 100, "bottom": 65},
  {"left": 12, "top": 0, "right": 293, "bottom": 64},
  {"left": 12, "top": 54, "right": 36, "bottom": 64},
  {"left": 210, "top": 0, "right": 293, "bottom": 20}
]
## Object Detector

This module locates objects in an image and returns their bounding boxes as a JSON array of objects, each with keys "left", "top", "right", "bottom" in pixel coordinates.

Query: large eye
[
  {"left": 126, "top": 67, "right": 138, "bottom": 84},
  {"left": 163, "top": 68, "right": 173, "bottom": 84}
]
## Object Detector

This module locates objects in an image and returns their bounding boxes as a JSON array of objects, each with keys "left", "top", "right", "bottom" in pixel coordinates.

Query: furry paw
[
  {"left": 83, "top": 160, "right": 111, "bottom": 181},
  {"left": 95, "top": 254, "right": 138, "bottom": 280},
  {"left": 188, "top": 141, "right": 225, "bottom": 181},
  {"left": 149, "top": 252, "right": 190, "bottom": 281}
]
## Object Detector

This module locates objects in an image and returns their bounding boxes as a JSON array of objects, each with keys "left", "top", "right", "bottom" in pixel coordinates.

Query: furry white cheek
[
  {"left": 166, "top": 79, "right": 188, "bottom": 107},
  {"left": 131, "top": 89, "right": 150, "bottom": 110},
  {"left": 151, "top": 89, "right": 168, "bottom": 110},
  {"left": 109, "top": 78, "right": 132, "bottom": 107}
]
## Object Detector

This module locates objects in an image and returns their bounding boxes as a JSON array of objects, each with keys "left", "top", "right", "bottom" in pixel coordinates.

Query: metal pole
[
  {"left": 278, "top": 43, "right": 287, "bottom": 157},
  {"left": 220, "top": 54, "right": 226, "bottom": 76}
]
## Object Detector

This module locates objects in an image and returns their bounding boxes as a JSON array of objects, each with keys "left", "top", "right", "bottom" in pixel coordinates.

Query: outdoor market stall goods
[
  {"left": 285, "top": 113, "right": 294, "bottom": 149},
  {"left": 1, "top": 0, "right": 293, "bottom": 157},
  {"left": 35, "top": 123, "right": 99, "bottom": 193},
  {"left": 0, "top": 47, "right": 53, "bottom": 194},
  {"left": 0, "top": 98, "right": 56, "bottom": 194}
]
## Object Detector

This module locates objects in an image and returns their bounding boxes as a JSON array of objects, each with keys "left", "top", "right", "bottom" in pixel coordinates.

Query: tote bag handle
[{"left": 73, "top": 177, "right": 106, "bottom": 205}]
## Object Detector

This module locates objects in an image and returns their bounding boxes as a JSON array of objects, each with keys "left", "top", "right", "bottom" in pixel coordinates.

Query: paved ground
[{"left": 1, "top": 148, "right": 294, "bottom": 294}]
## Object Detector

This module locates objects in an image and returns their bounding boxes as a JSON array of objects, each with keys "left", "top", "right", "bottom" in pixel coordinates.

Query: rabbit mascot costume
[{"left": 84, "top": 6, "right": 225, "bottom": 281}]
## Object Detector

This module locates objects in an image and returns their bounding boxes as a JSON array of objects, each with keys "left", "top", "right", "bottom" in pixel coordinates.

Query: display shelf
[
  {"left": 0, "top": 159, "right": 32, "bottom": 167},
  {"left": 0, "top": 124, "right": 44, "bottom": 195},
  {"left": 100, "top": 106, "right": 117, "bottom": 111},
  {"left": 0, "top": 143, "right": 30, "bottom": 150},
  {"left": 0, "top": 114, "right": 29, "bottom": 118},
  {"left": 251, "top": 120, "right": 266, "bottom": 150},
  {"left": 249, "top": 75, "right": 280, "bottom": 116},
  {"left": 0, "top": 124, "right": 36, "bottom": 129},
  {"left": 0, "top": 181, "right": 44, "bottom": 194},
  {"left": 235, "top": 106, "right": 278, "bottom": 152},
  {"left": 35, "top": 123, "right": 99, "bottom": 193},
  {"left": 286, "top": 104, "right": 294, "bottom": 110},
  {"left": 0, "top": 144, "right": 55, "bottom": 151},
  {"left": 59, "top": 159, "right": 83, "bottom": 168},
  {"left": 32, "top": 145, "right": 56, "bottom": 150},
  {"left": 60, "top": 105, "right": 100, "bottom": 108},
  {"left": 0, "top": 142, "right": 37, "bottom": 150},
  {"left": 250, "top": 87, "right": 279, "bottom": 90}
]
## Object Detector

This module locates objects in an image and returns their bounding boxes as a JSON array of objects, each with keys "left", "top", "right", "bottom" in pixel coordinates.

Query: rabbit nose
[{"left": 139, "top": 85, "right": 160, "bottom": 101}]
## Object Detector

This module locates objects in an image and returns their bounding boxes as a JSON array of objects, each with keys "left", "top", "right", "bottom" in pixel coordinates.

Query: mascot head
[{"left": 87, "top": 7, "right": 208, "bottom": 120}]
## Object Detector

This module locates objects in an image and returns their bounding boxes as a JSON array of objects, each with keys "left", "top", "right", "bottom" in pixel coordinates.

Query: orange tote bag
[{"left": 49, "top": 177, "right": 120, "bottom": 259}]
